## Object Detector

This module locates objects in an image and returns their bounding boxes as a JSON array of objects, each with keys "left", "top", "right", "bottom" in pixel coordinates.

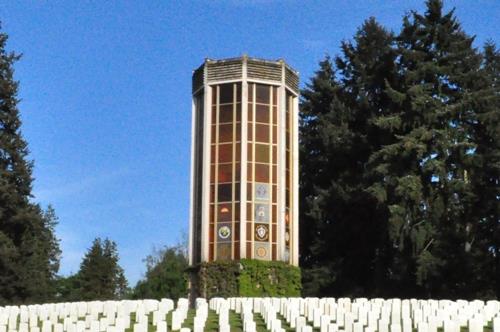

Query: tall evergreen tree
[
  {"left": 367, "top": 0, "right": 495, "bottom": 298},
  {"left": 21, "top": 205, "right": 62, "bottom": 303},
  {"left": 0, "top": 25, "right": 60, "bottom": 304},
  {"left": 78, "top": 238, "right": 128, "bottom": 301},
  {"left": 469, "top": 41, "right": 500, "bottom": 298},
  {"left": 300, "top": 18, "right": 398, "bottom": 297},
  {"left": 300, "top": 1, "right": 499, "bottom": 299}
]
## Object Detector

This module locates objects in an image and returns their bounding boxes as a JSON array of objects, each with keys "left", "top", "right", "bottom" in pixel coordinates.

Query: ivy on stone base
[
  {"left": 192, "top": 259, "right": 301, "bottom": 299},
  {"left": 197, "top": 261, "right": 240, "bottom": 298}
]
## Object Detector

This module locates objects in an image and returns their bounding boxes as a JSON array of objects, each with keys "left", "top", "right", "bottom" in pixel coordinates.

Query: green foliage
[
  {"left": 133, "top": 245, "right": 188, "bottom": 301},
  {"left": 0, "top": 24, "right": 61, "bottom": 305},
  {"left": 197, "top": 261, "right": 240, "bottom": 298},
  {"left": 300, "top": 0, "right": 499, "bottom": 299},
  {"left": 301, "top": 16, "right": 398, "bottom": 299},
  {"left": 71, "top": 238, "right": 128, "bottom": 301},
  {"left": 22, "top": 205, "right": 62, "bottom": 303},
  {"left": 238, "top": 259, "right": 301, "bottom": 297},
  {"left": 54, "top": 274, "right": 81, "bottom": 302},
  {"left": 462, "top": 39, "right": 500, "bottom": 299},
  {"left": 196, "top": 259, "right": 301, "bottom": 298}
]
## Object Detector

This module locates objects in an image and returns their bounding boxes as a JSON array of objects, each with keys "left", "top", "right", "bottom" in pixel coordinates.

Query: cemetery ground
[{"left": 0, "top": 298, "right": 498, "bottom": 332}]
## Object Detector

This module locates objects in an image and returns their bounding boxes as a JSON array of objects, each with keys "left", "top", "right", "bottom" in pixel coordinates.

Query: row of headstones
[
  {"left": 0, "top": 299, "right": 180, "bottom": 332},
  {"left": 1, "top": 298, "right": 500, "bottom": 332},
  {"left": 0, "top": 298, "right": 215, "bottom": 332},
  {"left": 208, "top": 297, "right": 500, "bottom": 332}
]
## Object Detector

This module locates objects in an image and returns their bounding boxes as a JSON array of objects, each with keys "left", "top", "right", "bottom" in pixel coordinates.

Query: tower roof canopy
[{"left": 192, "top": 56, "right": 299, "bottom": 94}]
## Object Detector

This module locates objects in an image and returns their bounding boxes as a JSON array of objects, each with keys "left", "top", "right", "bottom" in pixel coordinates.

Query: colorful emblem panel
[
  {"left": 255, "top": 183, "right": 269, "bottom": 201},
  {"left": 217, "top": 224, "right": 232, "bottom": 242},
  {"left": 254, "top": 203, "right": 269, "bottom": 223},
  {"left": 217, "top": 243, "right": 232, "bottom": 260},
  {"left": 254, "top": 242, "right": 270, "bottom": 260},
  {"left": 255, "top": 224, "right": 269, "bottom": 241}
]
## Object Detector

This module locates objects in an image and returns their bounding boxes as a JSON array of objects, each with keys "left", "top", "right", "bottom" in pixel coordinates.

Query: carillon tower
[{"left": 189, "top": 56, "right": 299, "bottom": 267}]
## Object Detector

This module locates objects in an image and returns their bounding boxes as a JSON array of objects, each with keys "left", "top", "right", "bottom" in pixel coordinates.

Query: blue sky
[{"left": 0, "top": 1, "right": 497, "bottom": 286}]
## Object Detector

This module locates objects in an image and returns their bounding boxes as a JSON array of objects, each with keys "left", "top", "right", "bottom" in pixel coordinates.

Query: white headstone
[
  {"left": 156, "top": 320, "right": 167, "bottom": 332},
  {"left": 493, "top": 317, "right": 500, "bottom": 332},
  {"left": 353, "top": 322, "right": 364, "bottom": 332},
  {"left": 390, "top": 324, "right": 402, "bottom": 332},
  {"left": 54, "top": 323, "right": 63, "bottom": 332},
  {"left": 327, "top": 324, "right": 339, "bottom": 332},
  {"left": 468, "top": 318, "right": 483, "bottom": 332},
  {"left": 320, "top": 316, "right": 332, "bottom": 332},
  {"left": 417, "top": 322, "right": 429, "bottom": 332},
  {"left": 302, "top": 326, "right": 313, "bottom": 332},
  {"left": 296, "top": 316, "right": 307, "bottom": 332},
  {"left": 41, "top": 321, "right": 52, "bottom": 332}
]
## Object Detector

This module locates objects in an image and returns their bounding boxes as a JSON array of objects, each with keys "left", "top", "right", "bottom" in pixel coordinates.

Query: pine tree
[
  {"left": 469, "top": 41, "right": 500, "bottom": 298},
  {"left": 20, "top": 205, "right": 62, "bottom": 303},
  {"left": 299, "top": 57, "right": 341, "bottom": 295},
  {"left": 367, "top": 0, "right": 493, "bottom": 297},
  {"left": 300, "top": 1, "right": 498, "bottom": 298},
  {"left": 0, "top": 25, "right": 60, "bottom": 304},
  {"left": 300, "top": 18, "right": 398, "bottom": 297},
  {"left": 78, "top": 238, "right": 128, "bottom": 300}
]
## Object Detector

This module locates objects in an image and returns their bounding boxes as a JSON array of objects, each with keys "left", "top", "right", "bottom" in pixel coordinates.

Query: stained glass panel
[
  {"left": 254, "top": 204, "right": 269, "bottom": 223},
  {"left": 218, "top": 124, "right": 233, "bottom": 142},
  {"left": 254, "top": 182, "right": 269, "bottom": 201},
  {"left": 218, "top": 164, "right": 232, "bottom": 183},
  {"left": 255, "top": 104, "right": 270, "bottom": 123},
  {"left": 218, "top": 144, "right": 232, "bottom": 163},
  {"left": 256, "top": 84, "right": 270, "bottom": 104},
  {"left": 255, "top": 164, "right": 269, "bottom": 182},
  {"left": 218, "top": 203, "right": 232, "bottom": 222},
  {"left": 217, "top": 223, "right": 232, "bottom": 242},
  {"left": 218, "top": 183, "right": 232, "bottom": 202},
  {"left": 255, "top": 124, "right": 270, "bottom": 143},
  {"left": 255, "top": 144, "right": 269, "bottom": 163},
  {"left": 219, "top": 84, "right": 233, "bottom": 104},
  {"left": 217, "top": 243, "right": 232, "bottom": 260},
  {"left": 219, "top": 104, "right": 233, "bottom": 123}
]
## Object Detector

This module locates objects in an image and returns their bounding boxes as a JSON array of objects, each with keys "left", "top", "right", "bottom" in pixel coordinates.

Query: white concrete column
[
  {"left": 188, "top": 93, "right": 196, "bottom": 265},
  {"left": 201, "top": 62, "right": 211, "bottom": 262},
  {"left": 278, "top": 63, "right": 287, "bottom": 262},
  {"left": 240, "top": 56, "right": 248, "bottom": 258},
  {"left": 292, "top": 93, "right": 300, "bottom": 266}
]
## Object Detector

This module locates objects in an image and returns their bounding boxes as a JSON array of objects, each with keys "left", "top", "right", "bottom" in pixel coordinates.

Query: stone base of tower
[{"left": 188, "top": 259, "right": 301, "bottom": 300}]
